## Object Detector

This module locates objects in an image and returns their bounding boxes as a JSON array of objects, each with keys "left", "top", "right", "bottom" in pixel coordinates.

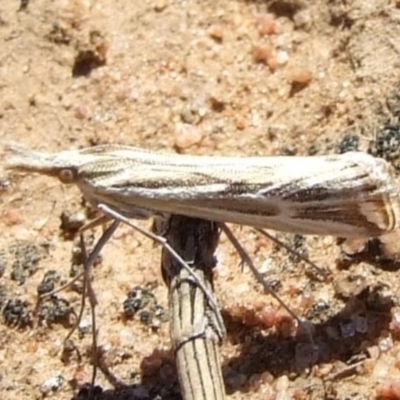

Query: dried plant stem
[{"left": 161, "top": 216, "right": 226, "bottom": 400}]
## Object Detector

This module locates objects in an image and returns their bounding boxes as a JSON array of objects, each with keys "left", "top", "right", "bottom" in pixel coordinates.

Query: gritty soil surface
[{"left": 2, "top": 1, "right": 400, "bottom": 399}]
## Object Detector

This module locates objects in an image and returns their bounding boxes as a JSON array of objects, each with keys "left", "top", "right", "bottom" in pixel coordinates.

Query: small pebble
[
  {"left": 276, "top": 50, "right": 289, "bottom": 66},
  {"left": 366, "top": 345, "right": 380, "bottom": 361},
  {"left": 390, "top": 311, "right": 400, "bottom": 340},
  {"left": 41, "top": 373, "right": 64, "bottom": 394},
  {"left": 174, "top": 123, "right": 204, "bottom": 149},
  {"left": 293, "top": 9, "right": 312, "bottom": 30},
  {"left": 73, "top": 105, "right": 89, "bottom": 120},
  {"left": 60, "top": 210, "right": 86, "bottom": 233},
  {"left": 252, "top": 44, "right": 274, "bottom": 64},
  {"left": 369, "top": 125, "right": 400, "bottom": 169},
  {"left": 340, "top": 237, "right": 368, "bottom": 256},
  {"left": 0, "top": 180, "right": 10, "bottom": 191},
  {"left": 256, "top": 13, "right": 277, "bottom": 36},
  {"left": 207, "top": 24, "right": 224, "bottom": 41},
  {"left": 337, "top": 134, "right": 360, "bottom": 153},
  {"left": 154, "top": 0, "right": 167, "bottom": 12},
  {"left": 4, "top": 209, "right": 22, "bottom": 226},
  {"left": 259, "top": 305, "right": 278, "bottom": 329},
  {"left": 275, "top": 375, "right": 290, "bottom": 397},
  {"left": 376, "top": 379, "right": 400, "bottom": 399},
  {"left": 379, "top": 337, "right": 394, "bottom": 353},
  {"left": 235, "top": 115, "right": 246, "bottom": 130},
  {"left": 333, "top": 275, "right": 367, "bottom": 299},
  {"left": 287, "top": 67, "right": 313, "bottom": 85}
]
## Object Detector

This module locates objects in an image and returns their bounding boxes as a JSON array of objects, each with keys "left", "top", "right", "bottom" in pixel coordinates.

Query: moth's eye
[{"left": 58, "top": 168, "right": 76, "bottom": 184}]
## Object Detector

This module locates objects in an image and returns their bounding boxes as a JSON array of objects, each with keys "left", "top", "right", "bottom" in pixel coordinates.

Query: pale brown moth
[{"left": 5, "top": 142, "right": 400, "bottom": 239}]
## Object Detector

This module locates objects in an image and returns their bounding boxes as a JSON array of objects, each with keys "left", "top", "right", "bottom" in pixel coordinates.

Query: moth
[{"left": 5, "top": 142, "right": 400, "bottom": 239}]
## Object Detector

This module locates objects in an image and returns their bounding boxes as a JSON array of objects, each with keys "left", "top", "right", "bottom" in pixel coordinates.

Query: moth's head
[
  {"left": 5, "top": 142, "right": 139, "bottom": 186},
  {"left": 4, "top": 142, "right": 83, "bottom": 184}
]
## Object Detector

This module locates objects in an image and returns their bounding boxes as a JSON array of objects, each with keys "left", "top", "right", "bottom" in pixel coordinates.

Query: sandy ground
[{"left": 2, "top": 0, "right": 400, "bottom": 399}]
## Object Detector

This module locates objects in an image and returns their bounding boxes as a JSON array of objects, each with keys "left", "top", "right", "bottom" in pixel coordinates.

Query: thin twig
[{"left": 162, "top": 215, "right": 226, "bottom": 400}]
